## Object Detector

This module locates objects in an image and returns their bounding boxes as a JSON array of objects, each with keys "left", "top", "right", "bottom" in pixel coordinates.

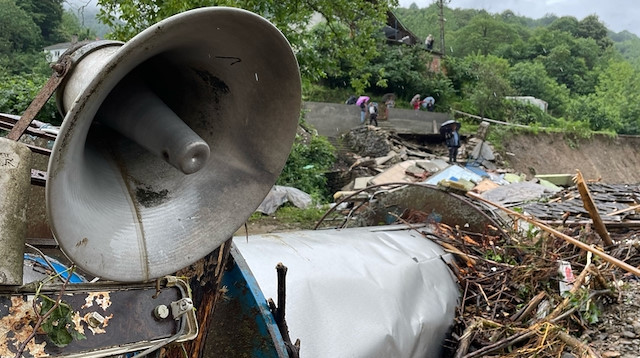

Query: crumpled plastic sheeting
[
  {"left": 256, "top": 185, "right": 313, "bottom": 215},
  {"left": 233, "top": 225, "right": 460, "bottom": 358},
  {"left": 481, "top": 181, "right": 560, "bottom": 205}
]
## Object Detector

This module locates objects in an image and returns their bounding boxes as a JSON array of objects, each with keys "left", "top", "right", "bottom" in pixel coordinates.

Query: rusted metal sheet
[{"left": 0, "top": 281, "right": 194, "bottom": 357}]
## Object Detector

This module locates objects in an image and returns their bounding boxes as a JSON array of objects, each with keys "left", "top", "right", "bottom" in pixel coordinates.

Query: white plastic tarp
[
  {"left": 233, "top": 225, "right": 460, "bottom": 358},
  {"left": 256, "top": 185, "right": 313, "bottom": 215}
]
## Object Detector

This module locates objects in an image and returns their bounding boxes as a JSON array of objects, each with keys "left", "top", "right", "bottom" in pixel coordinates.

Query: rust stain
[{"left": 0, "top": 296, "right": 48, "bottom": 357}]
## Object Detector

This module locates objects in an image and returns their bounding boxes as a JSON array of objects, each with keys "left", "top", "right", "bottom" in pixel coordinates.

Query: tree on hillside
[
  {"left": 548, "top": 16, "right": 579, "bottom": 36},
  {"left": 0, "top": 0, "right": 42, "bottom": 53},
  {"left": 568, "top": 59, "right": 640, "bottom": 134},
  {"left": 448, "top": 13, "right": 522, "bottom": 57},
  {"left": 96, "top": 0, "right": 398, "bottom": 93},
  {"left": 59, "top": 10, "right": 97, "bottom": 42},
  {"left": 17, "top": 0, "right": 65, "bottom": 44},
  {"left": 446, "top": 54, "right": 513, "bottom": 119},
  {"left": 508, "top": 61, "right": 569, "bottom": 115},
  {"left": 0, "top": 0, "right": 51, "bottom": 76},
  {"left": 576, "top": 14, "right": 613, "bottom": 50}
]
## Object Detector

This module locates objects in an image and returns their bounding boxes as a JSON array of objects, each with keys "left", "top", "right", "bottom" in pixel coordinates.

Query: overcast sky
[{"left": 398, "top": 0, "right": 640, "bottom": 36}]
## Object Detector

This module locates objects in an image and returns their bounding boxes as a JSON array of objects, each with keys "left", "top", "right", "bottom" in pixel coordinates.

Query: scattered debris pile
[{"left": 322, "top": 126, "right": 640, "bottom": 358}]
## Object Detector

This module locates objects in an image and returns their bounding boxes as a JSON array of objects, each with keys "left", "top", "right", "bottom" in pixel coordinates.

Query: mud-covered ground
[{"left": 501, "top": 133, "right": 640, "bottom": 184}]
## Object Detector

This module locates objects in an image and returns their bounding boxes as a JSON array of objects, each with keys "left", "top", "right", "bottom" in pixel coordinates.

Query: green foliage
[
  {"left": 576, "top": 15, "right": 613, "bottom": 50},
  {"left": 0, "top": 73, "right": 61, "bottom": 123},
  {"left": 508, "top": 61, "right": 570, "bottom": 115},
  {"left": 0, "top": 51, "right": 51, "bottom": 76},
  {"left": 448, "top": 54, "right": 513, "bottom": 119},
  {"left": 276, "top": 123, "right": 336, "bottom": 202},
  {"left": 0, "top": 0, "right": 43, "bottom": 53},
  {"left": 565, "top": 59, "right": 640, "bottom": 134},
  {"left": 271, "top": 205, "right": 328, "bottom": 224},
  {"left": 17, "top": 0, "right": 65, "bottom": 44},
  {"left": 358, "top": 43, "right": 455, "bottom": 105},
  {"left": 39, "top": 296, "right": 86, "bottom": 347},
  {"left": 97, "top": 0, "right": 398, "bottom": 94},
  {"left": 303, "top": 83, "right": 354, "bottom": 103},
  {"left": 503, "top": 100, "right": 558, "bottom": 127},
  {"left": 449, "top": 13, "right": 523, "bottom": 57},
  {"left": 59, "top": 10, "right": 98, "bottom": 42},
  {"left": 565, "top": 288, "right": 602, "bottom": 325}
]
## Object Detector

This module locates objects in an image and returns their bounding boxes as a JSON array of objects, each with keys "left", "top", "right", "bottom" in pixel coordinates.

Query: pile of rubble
[{"left": 322, "top": 125, "right": 640, "bottom": 358}]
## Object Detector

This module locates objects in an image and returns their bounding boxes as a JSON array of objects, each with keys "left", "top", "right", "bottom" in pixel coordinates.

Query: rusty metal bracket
[
  {"left": 5, "top": 40, "right": 120, "bottom": 142},
  {"left": 6, "top": 57, "right": 71, "bottom": 141}
]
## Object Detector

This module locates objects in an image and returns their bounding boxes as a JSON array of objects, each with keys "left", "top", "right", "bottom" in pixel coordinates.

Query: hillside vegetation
[
  {"left": 2, "top": 1, "right": 640, "bottom": 204},
  {"left": 388, "top": 5, "right": 640, "bottom": 135}
]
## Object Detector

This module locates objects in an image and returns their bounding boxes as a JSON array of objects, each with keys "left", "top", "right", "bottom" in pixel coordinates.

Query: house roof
[
  {"left": 43, "top": 42, "right": 73, "bottom": 51},
  {"left": 384, "top": 11, "right": 421, "bottom": 45}
]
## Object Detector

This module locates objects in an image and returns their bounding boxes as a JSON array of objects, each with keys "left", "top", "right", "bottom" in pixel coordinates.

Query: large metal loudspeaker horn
[{"left": 47, "top": 7, "right": 301, "bottom": 282}]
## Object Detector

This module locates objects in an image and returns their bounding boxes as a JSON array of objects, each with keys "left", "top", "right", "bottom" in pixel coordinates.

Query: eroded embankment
[{"left": 501, "top": 133, "right": 640, "bottom": 183}]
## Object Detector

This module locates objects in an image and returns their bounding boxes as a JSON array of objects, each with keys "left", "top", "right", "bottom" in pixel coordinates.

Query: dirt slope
[{"left": 501, "top": 133, "right": 640, "bottom": 183}]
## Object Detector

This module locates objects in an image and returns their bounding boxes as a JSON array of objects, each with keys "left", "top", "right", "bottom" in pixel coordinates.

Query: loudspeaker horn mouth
[{"left": 47, "top": 7, "right": 302, "bottom": 282}]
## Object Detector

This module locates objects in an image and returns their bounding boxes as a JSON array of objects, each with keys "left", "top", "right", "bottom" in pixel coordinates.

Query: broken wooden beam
[
  {"left": 466, "top": 192, "right": 640, "bottom": 277},
  {"left": 573, "top": 170, "right": 614, "bottom": 246}
]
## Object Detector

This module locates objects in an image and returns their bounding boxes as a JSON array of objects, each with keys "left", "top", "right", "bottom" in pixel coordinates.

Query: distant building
[
  {"left": 43, "top": 43, "right": 72, "bottom": 63},
  {"left": 43, "top": 35, "right": 78, "bottom": 63},
  {"left": 384, "top": 11, "right": 444, "bottom": 73}
]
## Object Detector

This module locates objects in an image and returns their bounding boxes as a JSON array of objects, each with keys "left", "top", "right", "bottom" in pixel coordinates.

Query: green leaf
[{"left": 47, "top": 327, "right": 73, "bottom": 347}]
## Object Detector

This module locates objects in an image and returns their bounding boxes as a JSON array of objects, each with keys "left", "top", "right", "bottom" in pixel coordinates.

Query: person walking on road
[{"left": 368, "top": 102, "right": 378, "bottom": 126}]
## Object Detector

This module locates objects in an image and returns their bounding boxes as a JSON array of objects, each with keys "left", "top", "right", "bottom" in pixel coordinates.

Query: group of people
[
  {"left": 348, "top": 94, "right": 460, "bottom": 163},
  {"left": 410, "top": 94, "right": 436, "bottom": 112}
]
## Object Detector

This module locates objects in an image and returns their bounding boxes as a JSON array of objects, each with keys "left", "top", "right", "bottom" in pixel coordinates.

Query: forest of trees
[
  {"left": 2, "top": 0, "right": 640, "bottom": 135},
  {"left": 390, "top": 3, "right": 640, "bottom": 135}
]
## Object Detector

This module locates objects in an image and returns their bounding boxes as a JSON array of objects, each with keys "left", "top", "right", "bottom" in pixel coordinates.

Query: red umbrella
[{"left": 355, "top": 96, "right": 370, "bottom": 106}]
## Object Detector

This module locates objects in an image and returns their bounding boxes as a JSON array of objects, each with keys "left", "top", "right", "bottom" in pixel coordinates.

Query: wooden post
[{"left": 573, "top": 170, "right": 614, "bottom": 246}]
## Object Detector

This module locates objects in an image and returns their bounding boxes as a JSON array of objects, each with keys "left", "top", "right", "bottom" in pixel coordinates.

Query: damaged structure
[{"left": 2, "top": 5, "right": 640, "bottom": 358}]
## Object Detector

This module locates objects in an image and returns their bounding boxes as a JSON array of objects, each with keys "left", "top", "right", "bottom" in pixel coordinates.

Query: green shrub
[
  {"left": 276, "top": 122, "right": 336, "bottom": 203},
  {"left": 0, "top": 73, "right": 61, "bottom": 124}
]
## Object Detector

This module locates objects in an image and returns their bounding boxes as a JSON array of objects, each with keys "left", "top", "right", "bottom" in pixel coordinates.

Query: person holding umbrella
[
  {"left": 356, "top": 95, "right": 370, "bottom": 124},
  {"left": 440, "top": 120, "right": 461, "bottom": 164},
  {"left": 422, "top": 96, "right": 435, "bottom": 111},
  {"left": 410, "top": 94, "right": 422, "bottom": 111}
]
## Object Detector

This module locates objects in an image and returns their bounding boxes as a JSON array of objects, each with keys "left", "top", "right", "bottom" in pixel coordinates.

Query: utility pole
[{"left": 436, "top": 0, "right": 450, "bottom": 56}]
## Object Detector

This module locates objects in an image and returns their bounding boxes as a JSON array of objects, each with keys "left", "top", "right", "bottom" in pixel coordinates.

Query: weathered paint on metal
[{"left": 0, "top": 284, "right": 185, "bottom": 357}]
